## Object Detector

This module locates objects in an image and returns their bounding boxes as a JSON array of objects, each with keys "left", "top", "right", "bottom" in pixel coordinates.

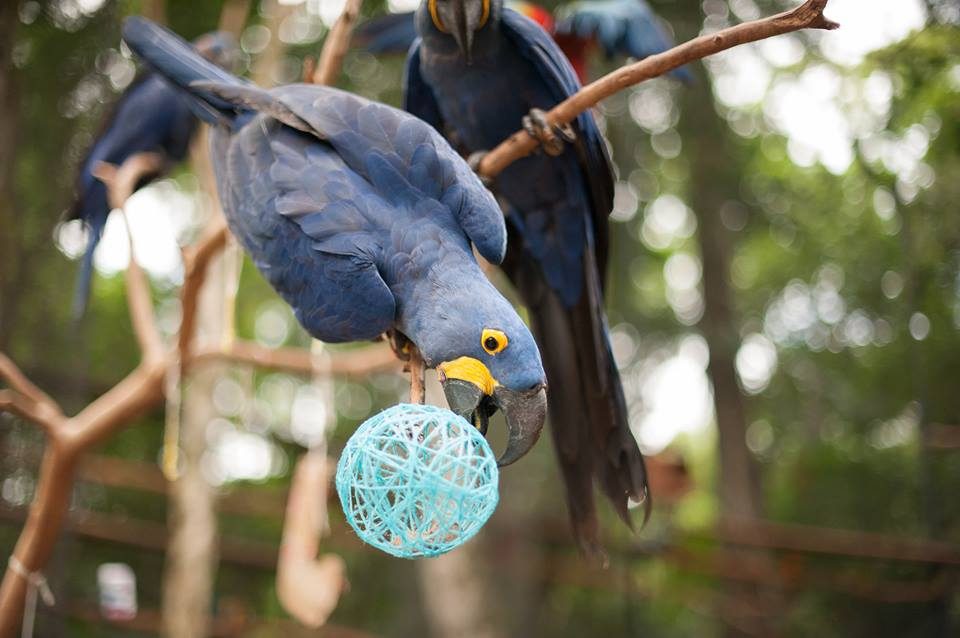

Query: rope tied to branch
[{"left": 7, "top": 556, "right": 55, "bottom": 638}]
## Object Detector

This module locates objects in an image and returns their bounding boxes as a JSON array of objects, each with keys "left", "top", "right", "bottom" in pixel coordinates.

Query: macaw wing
[
  {"left": 555, "top": 0, "right": 692, "bottom": 81},
  {"left": 199, "top": 81, "right": 506, "bottom": 264},
  {"left": 353, "top": 11, "right": 418, "bottom": 55},
  {"left": 222, "top": 119, "right": 398, "bottom": 343},
  {"left": 500, "top": 7, "right": 614, "bottom": 270}
]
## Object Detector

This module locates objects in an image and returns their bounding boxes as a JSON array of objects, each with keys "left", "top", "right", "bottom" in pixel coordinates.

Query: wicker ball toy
[{"left": 335, "top": 403, "right": 500, "bottom": 558}]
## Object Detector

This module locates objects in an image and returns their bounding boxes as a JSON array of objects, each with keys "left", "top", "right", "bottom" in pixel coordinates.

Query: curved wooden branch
[
  {"left": 276, "top": 451, "right": 348, "bottom": 628},
  {"left": 177, "top": 216, "right": 229, "bottom": 365},
  {"left": 477, "top": 0, "right": 838, "bottom": 179},
  {"left": 407, "top": 346, "right": 425, "bottom": 405},
  {"left": 191, "top": 340, "right": 401, "bottom": 377},
  {"left": 0, "top": 390, "right": 61, "bottom": 437},
  {"left": 0, "top": 353, "right": 62, "bottom": 421}
]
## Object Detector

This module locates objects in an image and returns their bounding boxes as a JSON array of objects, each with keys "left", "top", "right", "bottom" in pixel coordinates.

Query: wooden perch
[{"left": 477, "top": 0, "right": 838, "bottom": 179}]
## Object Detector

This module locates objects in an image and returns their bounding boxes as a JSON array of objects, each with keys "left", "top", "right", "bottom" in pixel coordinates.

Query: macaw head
[
  {"left": 410, "top": 271, "right": 547, "bottom": 467},
  {"left": 417, "top": 0, "right": 502, "bottom": 64}
]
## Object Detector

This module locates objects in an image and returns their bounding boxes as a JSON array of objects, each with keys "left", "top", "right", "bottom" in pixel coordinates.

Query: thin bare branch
[
  {"left": 407, "top": 346, "right": 425, "bottom": 405},
  {"left": 477, "top": 0, "right": 838, "bottom": 179},
  {"left": 93, "top": 154, "right": 167, "bottom": 360},
  {"left": 310, "top": 0, "right": 363, "bottom": 86},
  {"left": 0, "top": 352, "right": 62, "bottom": 419},
  {"left": 178, "top": 217, "right": 229, "bottom": 362},
  {"left": 191, "top": 340, "right": 401, "bottom": 377},
  {"left": 217, "top": 0, "right": 252, "bottom": 38},
  {"left": 0, "top": 390, "right": 62, "bottom": 436},
  {"left": 92, "top": 153, "right": 164, "bottom": 211},
  {"left": 70, "top": 361, "right": 166, "bottom": 449}
]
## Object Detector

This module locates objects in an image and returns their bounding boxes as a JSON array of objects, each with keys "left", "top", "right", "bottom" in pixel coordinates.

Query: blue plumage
[
  {"left": 356, "top": 0, "right": 691, "bottom": 81},
  {"left": 554, "top": 0, "right": 693, "bottom": 82},
  {"left": 407, "top": 0, "right": 649, "bottom": 555},
  {"left": 67, "top": 32, "right": 236, "bottom": 317},
  {"left": 122, "top": 17, "right": 548, "bottom": 466}
]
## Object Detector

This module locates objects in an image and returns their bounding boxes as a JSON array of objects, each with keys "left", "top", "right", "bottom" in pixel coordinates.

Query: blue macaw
[
  {"left": 66, "top": 31, "right": 236, "bottom": 317},
  {"left": 121, "top": 17, "right": 548, "bottom": 466},
  {"left": 404, "top": 0, "right": 648, "bottom": 554},
  {"left": 353, "top": 0, "right": 690, "bottom": 83}
]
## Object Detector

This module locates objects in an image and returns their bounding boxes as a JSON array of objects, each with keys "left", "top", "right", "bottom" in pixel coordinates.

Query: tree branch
[
  {"left": 307, "top": 0, "right": 363, "bottom": 86},
  {"left": 0, "top": 352, "right": 62, "bottom": 420},
  {"left": 93, "top": 154, "right": 168, "bottom": 361},
  {"left": 0, "top": 390, "right": 61, "bottom": 437},
  {"left": 477, "top": 0, "right": 838, "bottom": 179},
  {"left": 178, "top": 216, "right": 229, "bottom": 364},
  {"left": 190, "top": 340, "right": 400, "bottom": 377},
  {"left": 407, "top": 346, "right": 425, "bottom": 405}
]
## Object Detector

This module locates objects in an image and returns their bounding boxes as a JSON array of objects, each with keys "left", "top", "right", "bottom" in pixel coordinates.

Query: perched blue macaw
[
  {"left": 404, "top": 0, "right": 648, "bottom": 554},
  {"left": 354, "top": 0, "right": 690, "bottom": 83},
  {"left": 66, "top": 31, "right": 236, "bottom": 317},
  {"left": 121, "top": 17, "right": 548, "bottom": 466}
]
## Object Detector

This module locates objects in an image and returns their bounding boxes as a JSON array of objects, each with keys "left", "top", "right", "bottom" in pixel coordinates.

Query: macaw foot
[
  {"left": 522, "top": 108, "right": 576, "bottom": 157},
  {"left": 467, "top": 151, "right": 494, "bottom": 187}
]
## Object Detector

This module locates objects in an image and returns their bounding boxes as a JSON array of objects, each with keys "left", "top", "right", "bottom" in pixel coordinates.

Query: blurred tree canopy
[{"left": 0, "top": 0, "right": 958, "bottom": 636}]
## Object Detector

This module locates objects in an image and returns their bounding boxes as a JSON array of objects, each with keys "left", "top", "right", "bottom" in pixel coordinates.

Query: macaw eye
[
  {"left": 428, "top": 0, "right": 448, "bottom": 32},
  {"left": 481, "top": 328, "right": 508, "bottom": 355}
]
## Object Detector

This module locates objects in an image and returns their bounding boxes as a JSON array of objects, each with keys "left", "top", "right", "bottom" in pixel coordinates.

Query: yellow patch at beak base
[{"left": 437, "top": 357, "right": 498, "bottom": 396}]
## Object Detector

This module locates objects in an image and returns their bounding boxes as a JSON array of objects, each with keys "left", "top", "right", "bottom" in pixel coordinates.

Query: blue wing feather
[
  {"left": 499, "top": 8, "right": 614, "bottom": 270},
  {"left": 402, "top": 42, "right": 446, "bottom": 135},
  {"left": 555, "top": 0, "right": 692, "bottom": 82},
  {"left": 354, "top": 11, "right": 419, "bottom": 55}
]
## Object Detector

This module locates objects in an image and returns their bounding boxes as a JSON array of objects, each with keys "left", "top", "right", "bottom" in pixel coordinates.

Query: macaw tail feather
[
  {"left": 66, "top": 181, "right": 110, "bottom": 318},
  {"left": 503, "top": 235, "right": 649, "bottom": 557},
  {"left": 72, "top": 233, "right": 99, "bottom": 320},
  {"left": 121, "top": 17, "right": 246, "bottom": 127}
]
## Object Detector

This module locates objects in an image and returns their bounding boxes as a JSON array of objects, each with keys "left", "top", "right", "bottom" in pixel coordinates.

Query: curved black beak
[
  {"left": 436, "top": 0, "right": 478, "bottom": 64},
  {"left": 442, "top": 378, "right": 547, "bottom": 466}
]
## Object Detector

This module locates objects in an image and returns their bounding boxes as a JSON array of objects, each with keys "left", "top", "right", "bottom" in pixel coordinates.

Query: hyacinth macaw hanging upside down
[
  {"left": 405, "top": 0, "right": 652, "bottom": 554},
  {"left": 355, "top": 0, "right": 691, "bottom": 84},
  {"left": 120, "top": 17, "right": 548, "bottom": 466},
  {"left": 66, "top": 31, "right": 236, "bottom": 317}
]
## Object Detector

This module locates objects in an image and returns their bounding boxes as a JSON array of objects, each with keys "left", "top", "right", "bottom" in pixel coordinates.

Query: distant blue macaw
[
  {"left": 354, "top": 0, "right": 690, "bottom": 83},
  {"left": 66, "top": 31, "right": 236, "bottom": 317},
  {"left": 121, "top": 17, "right": 548, "bottom": 466},
  {"left": 405, "top": 0, "right": 649, "bottom": 554}
]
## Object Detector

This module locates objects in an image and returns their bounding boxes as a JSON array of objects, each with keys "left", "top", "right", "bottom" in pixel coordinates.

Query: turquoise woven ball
[{"left": 335, "top": 403, "right": 499, "bottom": 558}]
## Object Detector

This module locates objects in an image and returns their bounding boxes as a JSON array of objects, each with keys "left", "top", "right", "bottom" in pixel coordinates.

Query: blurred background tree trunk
[
  {"left": 161, "top": 356, "right": 222, "bottom": 638},
  {"left": 684, "top": 92, "right": 764, "bottom": 523},
  {"left": 161, "top": 132, "right": 225, "bottom": 638},
  {"left": 682, "top": 59, "right": 779, "bottom": 638},
  {"left": 0, "top": 1, "right": 21, "bottom": 349}
]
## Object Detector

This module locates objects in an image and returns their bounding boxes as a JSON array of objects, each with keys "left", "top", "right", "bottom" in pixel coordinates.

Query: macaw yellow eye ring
[
  {"left": 428, "top": 0, "right": 491, "bottom": 33},
  {"left": 481, "top": 328, "right": 508, "bottom": 355},
  {"left": 479, "top": 0, "right": 491, "bottom": 28},
  {"left": 428, "top": 0, "right": 447, "bottom": 32}
]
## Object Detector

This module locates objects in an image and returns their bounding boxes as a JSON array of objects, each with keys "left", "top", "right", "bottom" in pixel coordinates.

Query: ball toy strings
[{"left": 336, "top": 403, "right": 499, "bottom": 558}]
